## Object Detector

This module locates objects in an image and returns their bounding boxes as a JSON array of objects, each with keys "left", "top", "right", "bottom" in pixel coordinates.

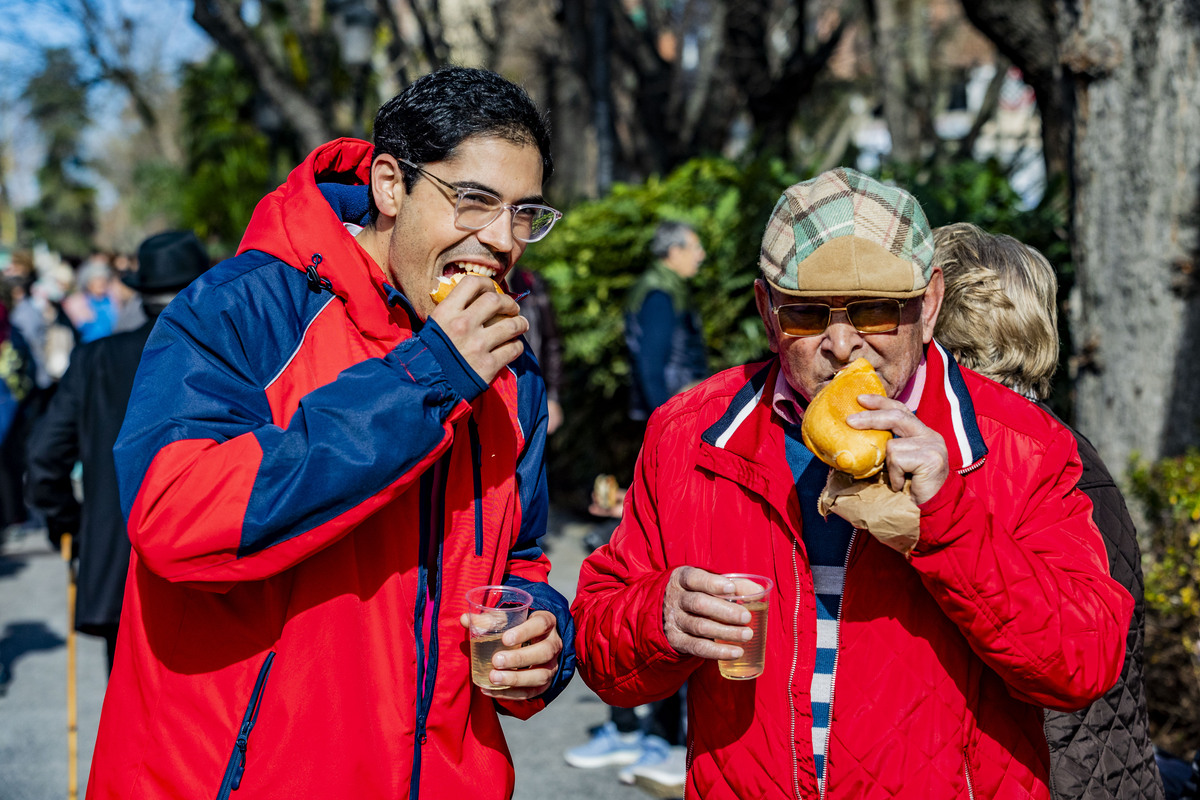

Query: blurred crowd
[{"left": 0, "top": 245, "right": 148, "bottom": 533}]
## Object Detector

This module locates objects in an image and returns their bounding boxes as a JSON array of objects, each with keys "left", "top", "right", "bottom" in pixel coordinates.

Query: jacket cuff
[
  {"left": 911, "top": 469, "right": 968, "bottom": 557},
  {"left": 493, "top": 576, "right": 576, "bottom": 719},
  {"left": 416, "top": 318, "right": 488, "bottom": 402}
]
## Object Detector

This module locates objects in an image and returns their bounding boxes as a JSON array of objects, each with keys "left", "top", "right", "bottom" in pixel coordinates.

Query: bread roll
[
  {"left": 801, "top": 358, "right": 891, "bottom": 479},
  {"left": 430, "top": 273, "right": 503, "bottom": 304}
]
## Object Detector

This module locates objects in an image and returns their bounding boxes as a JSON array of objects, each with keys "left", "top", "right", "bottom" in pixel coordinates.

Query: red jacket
[
  {"left": 572, "top": 343, "right": 1132, "bottom": 800},
  {"left": 87, "top": 140, "right": 574, "bottom": 799}
]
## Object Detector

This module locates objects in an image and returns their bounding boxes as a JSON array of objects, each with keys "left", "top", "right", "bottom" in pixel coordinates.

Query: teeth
[{"left": 452, "top": 262, "right": 497, "bottom": 278}]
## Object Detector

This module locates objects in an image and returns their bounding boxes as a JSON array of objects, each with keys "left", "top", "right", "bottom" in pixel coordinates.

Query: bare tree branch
[{"left": 192, "top": 0, "right": 333, "bottom": 152}]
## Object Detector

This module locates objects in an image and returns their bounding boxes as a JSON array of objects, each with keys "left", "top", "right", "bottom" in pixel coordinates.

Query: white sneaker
[
  {"left": 629, "top": 742, "right": 687, "bottom": 798},
  {"left": 563, "top": 722, "right": 645, "bottom": 768}
]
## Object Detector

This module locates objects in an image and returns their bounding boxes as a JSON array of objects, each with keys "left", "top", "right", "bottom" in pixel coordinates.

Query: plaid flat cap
[{"left": 759, "top": 167, "right": 934, "bottom": 298}]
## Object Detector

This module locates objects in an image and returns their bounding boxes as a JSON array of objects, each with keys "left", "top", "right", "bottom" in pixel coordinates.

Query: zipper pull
[
  {"left": 306, "top": 254, "right": 332, "bottom": 293},
  {"left": 230, "top": 737, "right": 248, "bottom": 790}
]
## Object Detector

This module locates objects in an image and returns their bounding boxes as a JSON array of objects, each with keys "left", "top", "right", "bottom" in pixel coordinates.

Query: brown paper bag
[{"left": 817, "top": 471, "right": 921, "bottom": 555}]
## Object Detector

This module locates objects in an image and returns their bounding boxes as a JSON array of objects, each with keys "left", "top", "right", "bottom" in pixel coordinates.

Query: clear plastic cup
[
  {"left": 716, "top": 574, "right": 773, "bottom": 680},
  {"left": 465, "top": 585, "right": 532, "bottom": 692}
]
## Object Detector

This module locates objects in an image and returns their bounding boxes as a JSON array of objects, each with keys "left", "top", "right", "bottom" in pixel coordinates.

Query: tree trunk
[
  {"left": 1059, "top": 0, "right": 1200, "bottom": 477},
  {"left": 959, "top": 0, "right": 1071, "bottom": 178},
  {"left": 867, "top": 0, "right": 925, "bottom": 164}
]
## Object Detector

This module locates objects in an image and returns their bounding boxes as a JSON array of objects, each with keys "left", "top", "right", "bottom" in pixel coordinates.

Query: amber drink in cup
[
  {"left": 716, "top": 574, "right": 773, "bottom": 680},
  {"left": 465, "top": 585, "right": 532, "bottom": 692}
]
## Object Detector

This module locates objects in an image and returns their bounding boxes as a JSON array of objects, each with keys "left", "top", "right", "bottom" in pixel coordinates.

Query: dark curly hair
[{"left": 368, "top": 66, "right": 553, "bottom": 222}]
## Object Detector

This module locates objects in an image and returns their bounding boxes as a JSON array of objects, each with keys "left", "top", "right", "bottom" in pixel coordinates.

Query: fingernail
[
  {"left": 742, "top": 628, "right": 753, "bottom": 641},
  {"left": 740, "top": 610, "right": 751, "bottom": 624},
  {"left": 494, "top": 654, "right": 507, "bottom": 668}
]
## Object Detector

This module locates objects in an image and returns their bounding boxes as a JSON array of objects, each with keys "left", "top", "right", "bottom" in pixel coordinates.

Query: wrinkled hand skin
[
  {"left": 459, "top": 609, "right": 562, "bottom": 700},
  {"left": 429, "top": 275, "right": 528, "bottom": 385},
  {"left": 848, "top": 393, "right": 949, "bottom": 506},
  {"left": 662, "top": 566, "right": 754, "bottom": 661}
]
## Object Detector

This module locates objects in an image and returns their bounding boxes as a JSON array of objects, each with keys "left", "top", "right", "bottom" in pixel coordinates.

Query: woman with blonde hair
[{"left": 933, "top": 222, "right": 1165, "bottom": 800}]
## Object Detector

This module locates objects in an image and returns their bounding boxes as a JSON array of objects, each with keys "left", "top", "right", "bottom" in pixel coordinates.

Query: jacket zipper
[
  {"left": 468, "top": 417, "right": 484, "bottom": 556},
  {"left": 963, "top": 748, "right": 976, "bottom": 799},
  {"left": 214, "top": 651, "right": 276, "bottom": 800},
  {"left": 789, "top": 541, "right": 806, "bottom": 800},
  {"left": 816, "top": 529, "right": 857, "bottom": 800},
  {"left": 412, "top": 457, "right": 449, "bottom": 800}
]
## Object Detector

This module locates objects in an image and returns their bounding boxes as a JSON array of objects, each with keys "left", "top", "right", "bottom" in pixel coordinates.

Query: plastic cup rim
[{"left": 465, "top": 584, "right": 534, "bottom": 612}]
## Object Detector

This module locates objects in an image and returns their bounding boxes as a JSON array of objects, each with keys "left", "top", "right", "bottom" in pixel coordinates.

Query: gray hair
[{"left": 650, "top": 221, "right": 695, "bottom": 260}]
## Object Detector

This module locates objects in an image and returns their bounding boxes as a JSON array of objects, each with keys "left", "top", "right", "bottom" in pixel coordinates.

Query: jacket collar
[
  {"left": 919, "top": 341, "right": 987, "bottom": 471},
  {"left": 697, "top": 361, "right": 800, "bottom": 518}
]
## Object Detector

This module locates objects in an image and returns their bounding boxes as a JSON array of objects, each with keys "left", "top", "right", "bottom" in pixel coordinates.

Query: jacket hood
[{"left": 238, "top": 138, "right": 403, "bottom": 341}]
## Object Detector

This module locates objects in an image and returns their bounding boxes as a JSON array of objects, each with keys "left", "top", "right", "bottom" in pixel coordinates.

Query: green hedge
[
  {"left": 524, "top": 157, "right": 803, "bottom": 498},
  {"left": 1129, "top": 451, "right": 1200, "bottom": 755}
]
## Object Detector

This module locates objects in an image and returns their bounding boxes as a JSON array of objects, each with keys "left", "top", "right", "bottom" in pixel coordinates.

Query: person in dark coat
[
  {"left": 26, "top": 230, "right": 210, "bottom": 671},
  {"left": 932, "top": 221, "right": 1165, "bottom": 800}
]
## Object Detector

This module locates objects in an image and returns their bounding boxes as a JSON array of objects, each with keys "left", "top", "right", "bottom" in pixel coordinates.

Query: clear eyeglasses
[{"left": 398, "top": 157, "right": 563, "bottom": 243}]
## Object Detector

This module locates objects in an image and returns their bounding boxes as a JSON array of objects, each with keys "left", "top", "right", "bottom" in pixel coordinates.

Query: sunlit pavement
[{"left": 0, "top": 512, "right": 639, "bottom": 800}]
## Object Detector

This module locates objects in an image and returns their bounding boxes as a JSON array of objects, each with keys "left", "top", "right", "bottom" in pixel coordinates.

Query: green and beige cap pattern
[{"left": 759, "top": 167, "right": 934, "bottom": 299}]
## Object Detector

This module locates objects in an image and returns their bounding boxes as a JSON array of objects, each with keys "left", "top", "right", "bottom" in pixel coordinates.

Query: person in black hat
[{"left": 26, "top": 230, "right": 210, "bottom": 672}]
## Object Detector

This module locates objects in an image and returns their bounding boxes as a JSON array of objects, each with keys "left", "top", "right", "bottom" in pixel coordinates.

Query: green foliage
[
  {"left": 883, "top": 158, "right": 1070, "bottom": 267},
  {"left": 18, "top": 48, "right": 97, "bottom": 259},
  {"left": 177, "top": 52, "right": 299, "bottom": 255},
  {"left": 523, "top": 156, "right": 802, "bottom": 496},
  {"left": 129, "top": 160, "right": 186, "bottom": 231},
  {"left": 1128, "top": 450, "right": 1200, "bottom": 754}
]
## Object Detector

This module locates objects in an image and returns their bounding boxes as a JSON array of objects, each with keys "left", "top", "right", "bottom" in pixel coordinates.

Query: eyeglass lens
[
  {"left": 455, "top": 191, "right": 559, "bottom": 242},
  {"left": 776, "top": 299, "right": 902, "bottom": 336}
]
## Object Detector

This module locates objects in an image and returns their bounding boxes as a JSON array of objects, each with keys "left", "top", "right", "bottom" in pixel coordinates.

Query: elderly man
[
  {"left": 571, "top": 168, "right": 1132, "bottom": 799},
  {"left": 89, "top": 67, "right": 573, "bottom": 799}
]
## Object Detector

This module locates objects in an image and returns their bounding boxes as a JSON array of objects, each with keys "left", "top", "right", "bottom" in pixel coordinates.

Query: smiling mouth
[{"left": 443, "top": 261, "right": 500, "bottom": 279}]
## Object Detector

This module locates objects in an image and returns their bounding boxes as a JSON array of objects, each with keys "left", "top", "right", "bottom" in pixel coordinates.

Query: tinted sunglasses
[{"left": 768, "top": 290, "right": 908, "bottom": 337}]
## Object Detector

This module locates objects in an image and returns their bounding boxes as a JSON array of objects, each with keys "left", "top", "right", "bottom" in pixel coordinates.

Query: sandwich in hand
[
  {"left": 430, "top": 273, "right": 504, "bottom": 304},
  {"left": 801, "top": 358, "right": 892, "bottom": 479}
]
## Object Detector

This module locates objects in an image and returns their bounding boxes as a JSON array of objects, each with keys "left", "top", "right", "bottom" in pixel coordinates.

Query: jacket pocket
[{"left": 214, "top": 652, "right": 276, "bottom": 800}]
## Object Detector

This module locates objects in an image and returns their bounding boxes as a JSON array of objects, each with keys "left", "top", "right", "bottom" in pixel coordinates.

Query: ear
[
  {"left": 754, "top": 279, "right": 780, "bottom": 354},
  {"left": 370, "top": 154, "right": 405, "bottom": 221},
  {"left": 919, "top": 268, "right": 945, "bottom": 345}
]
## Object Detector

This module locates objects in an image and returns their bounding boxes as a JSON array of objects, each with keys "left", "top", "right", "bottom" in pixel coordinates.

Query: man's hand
[
  {"left": 429, "top": 275, "right": 528, "bottom": 384},
  {"left": 662, "top": 567, "right": 752, "bottom": 660},
  {"left": 459, "top": 609, "right": 562, "bottom": 700},
  {"left": 848, "top": 394, "right": 950, "bottom": 505}
]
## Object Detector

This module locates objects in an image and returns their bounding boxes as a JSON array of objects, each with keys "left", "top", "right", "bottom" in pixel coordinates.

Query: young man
[
  {"left": 88, "top": 67, "right": 573, "bottom": 800},
  {"left": 572, "top": 168, "right": 1132, "bottom": 799},
  {"left": 932, "top": 222, "right": 1165, "bottom": 800}
]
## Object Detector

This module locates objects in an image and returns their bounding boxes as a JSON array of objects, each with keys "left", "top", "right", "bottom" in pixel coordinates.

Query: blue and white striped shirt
[{"left": 784, "top": 425, "right": 853, "bottom": 790}]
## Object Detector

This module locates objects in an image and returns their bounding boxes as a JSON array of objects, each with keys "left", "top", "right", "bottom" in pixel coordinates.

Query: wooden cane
[{"left": 62, "top": 533, "right": 78, "bottom": 800}]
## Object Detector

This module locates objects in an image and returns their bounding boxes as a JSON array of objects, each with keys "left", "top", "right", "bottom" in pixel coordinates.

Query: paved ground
[{"left": 0, "top": 512, "right": 641, "bottom": 800}]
